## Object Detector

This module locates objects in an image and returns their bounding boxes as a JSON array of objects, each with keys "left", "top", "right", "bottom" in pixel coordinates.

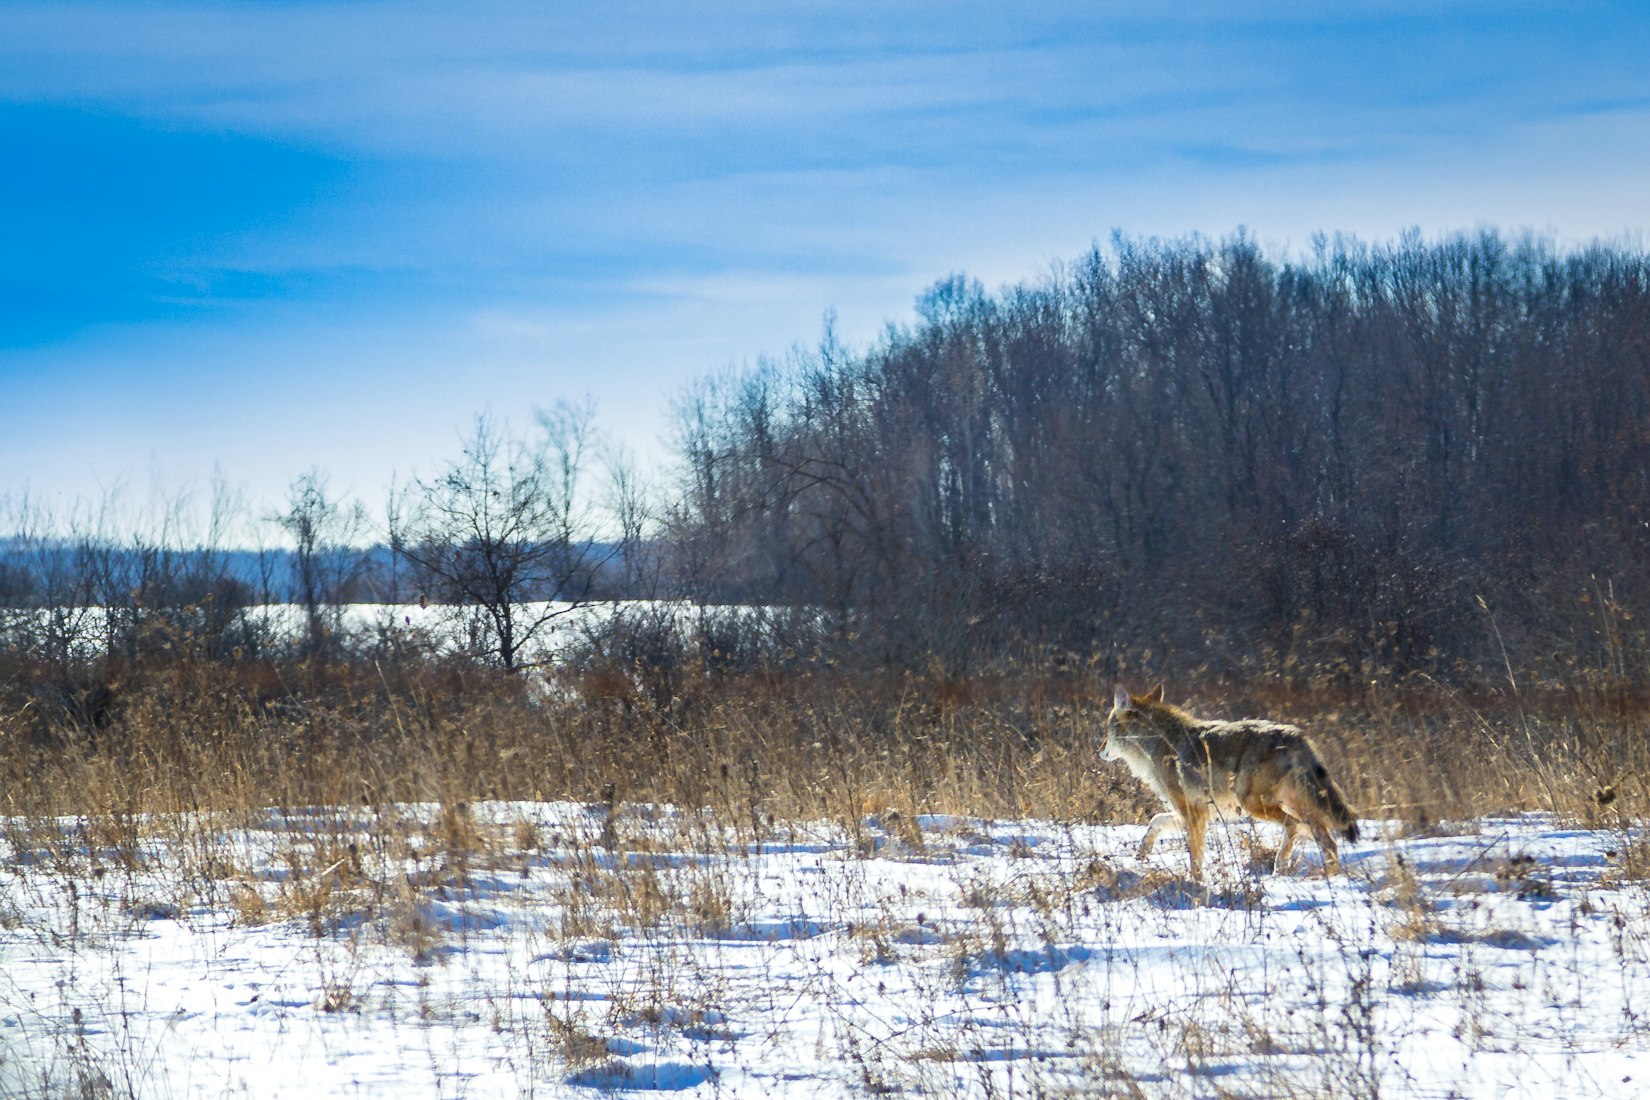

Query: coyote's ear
[
  {"left": 1112, "top": 686, "right": 1131, "bottom": 712},
  {"left": 1143, "top": 683, "right": 1164, "bottom": 704}
]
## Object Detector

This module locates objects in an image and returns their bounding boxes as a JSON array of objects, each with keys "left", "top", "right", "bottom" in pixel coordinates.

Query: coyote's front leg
[{"left": 1137, "top": 811, "right": 1181, "bottom": 859}]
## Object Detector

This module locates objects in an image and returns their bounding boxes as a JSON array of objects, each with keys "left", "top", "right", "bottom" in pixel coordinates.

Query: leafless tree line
[
  {"left": 1, "top": 403, "right": 648, "bottom": 676},
  {"left": 6, "top": 229, "right": 1649, "bottom": 690},
  {"left": 666, "top": 230, "right": 1650, "bottom": 682}
]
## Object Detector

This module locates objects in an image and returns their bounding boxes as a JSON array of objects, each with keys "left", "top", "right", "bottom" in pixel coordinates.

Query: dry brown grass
[
  {"left": 5, "top": 647, "right": 1648, "bottom": 1099},
  {"left": 3, "top": 653, "right": 1648, "bottom": 844}
]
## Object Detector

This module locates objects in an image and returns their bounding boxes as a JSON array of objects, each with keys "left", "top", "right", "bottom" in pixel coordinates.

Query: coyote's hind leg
[{"left": 1274, "top": 818, "right": 1304, "bottom": 873}]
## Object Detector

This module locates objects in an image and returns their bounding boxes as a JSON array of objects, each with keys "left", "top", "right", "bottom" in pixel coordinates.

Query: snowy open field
[{"left": 2, "top": 803, "right": 1646, "bottom": 1098}]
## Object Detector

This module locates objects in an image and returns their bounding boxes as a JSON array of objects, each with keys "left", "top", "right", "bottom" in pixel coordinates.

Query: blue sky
[{"left": 3, "top": 1, "right": 1648, "bottom": 535}]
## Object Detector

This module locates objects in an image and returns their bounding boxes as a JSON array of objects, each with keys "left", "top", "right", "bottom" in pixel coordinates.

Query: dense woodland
[
  {"left": 670, "top": 230, "right": 1650, "bottom": 684},
  {"left": 4, "top": 229, "right": 1650, "bottom": 692}
]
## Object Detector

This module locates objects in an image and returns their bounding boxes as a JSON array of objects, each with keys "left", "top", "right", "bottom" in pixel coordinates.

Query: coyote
[{"left": 1101, "top": 685, "right": 1359, "bottom": 881}]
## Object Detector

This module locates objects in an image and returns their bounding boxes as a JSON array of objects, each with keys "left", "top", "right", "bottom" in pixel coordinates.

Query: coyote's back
[{"left": 1100, "top": 684, "right": 1358, "bottom": 881}]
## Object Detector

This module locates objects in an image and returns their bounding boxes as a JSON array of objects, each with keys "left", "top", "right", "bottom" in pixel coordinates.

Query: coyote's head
[{"left": 1100, "top": 683, "right": 1164, "bottom": 760}]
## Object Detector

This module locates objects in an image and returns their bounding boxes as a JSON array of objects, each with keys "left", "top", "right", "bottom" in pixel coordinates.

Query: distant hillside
[{"left": 0, "top": 540, "right": 642, "bottom": 606}]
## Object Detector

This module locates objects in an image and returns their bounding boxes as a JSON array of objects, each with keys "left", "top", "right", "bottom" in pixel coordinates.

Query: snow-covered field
[
  {"left": 2, "top": 804, "right": 1646, "bottom": 1098},
  {"left": 7, "top": 599, "right": 757, "bottom": 673}
]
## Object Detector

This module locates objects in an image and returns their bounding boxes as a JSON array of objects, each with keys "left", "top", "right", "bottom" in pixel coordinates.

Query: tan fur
[{"left": 1100, "top": 684, "right": 1359, "bottom": 882}]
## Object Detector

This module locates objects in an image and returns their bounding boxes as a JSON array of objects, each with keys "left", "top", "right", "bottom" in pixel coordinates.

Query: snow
[
  {"left": 11, "top": 600, "right": 785, "bottom": 667},
  {"left": 2, "top": 804, "right": 1647, "bottom": 1098}
]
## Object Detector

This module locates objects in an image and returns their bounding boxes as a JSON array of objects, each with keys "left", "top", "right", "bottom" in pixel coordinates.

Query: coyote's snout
[{"left": 1101, "top": 684, "right": 1359, "bottom": 881}]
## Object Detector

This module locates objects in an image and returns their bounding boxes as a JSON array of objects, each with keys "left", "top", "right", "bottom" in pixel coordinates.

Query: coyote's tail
[{"left": 1305, "top": 758, "right": 1359, "bottom": 842}]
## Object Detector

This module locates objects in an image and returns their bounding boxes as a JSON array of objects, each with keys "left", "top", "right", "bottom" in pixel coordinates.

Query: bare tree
[
  {"left": 392, "top": 406, "right": 608, "bottom": 672},
  {"left": 270, "top": 470, "right": 371, "bottom": 658}
]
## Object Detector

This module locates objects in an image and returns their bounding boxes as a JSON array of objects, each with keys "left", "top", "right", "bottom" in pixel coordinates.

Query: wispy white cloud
[{"left": 3, "top": 0, "right": 1649, "bottom": 510}]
